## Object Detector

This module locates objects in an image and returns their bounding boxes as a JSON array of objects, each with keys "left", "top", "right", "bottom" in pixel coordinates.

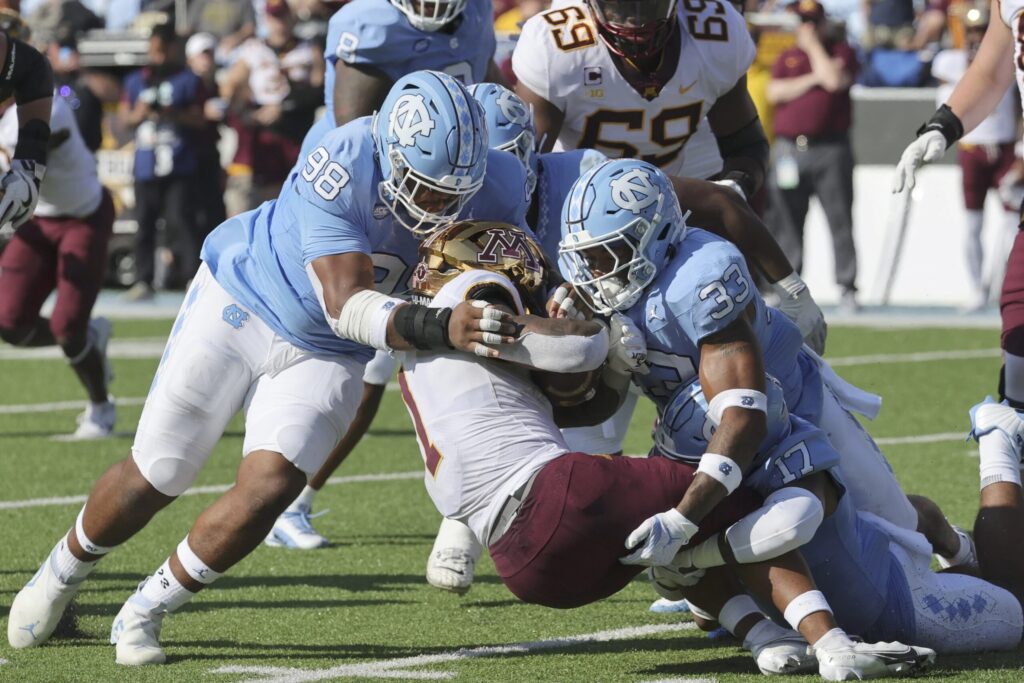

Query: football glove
[
  {"left": 892, "top": 130, "right": 945, "bottom": 193},
  {"left": 606, "top": 312, "right": 648, "bottom": 375},
  {"left": 621, "top": 508, "right": 698, "bottom": 567},
  {"left": 772, "top": 273, "right": 827, "bottom": 355},
  {"left": 0, "top": 160, "right": 44, "bottom": 228}
]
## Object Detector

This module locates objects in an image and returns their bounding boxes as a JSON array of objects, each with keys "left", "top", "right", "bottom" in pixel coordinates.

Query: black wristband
[
  {"left": 916, "top": 104, "right": 964, "bottom": 149},
  {"left": 14, "top": 118, "right": 50, "bottom": 166},
  {"left": 393, "top": 304, "right": 453, "bottom": 351}
]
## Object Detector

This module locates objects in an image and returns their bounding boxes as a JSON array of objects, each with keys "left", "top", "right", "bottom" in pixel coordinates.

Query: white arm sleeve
[{"left": 496, "top": 327, "right": 609, "bottom": 373}]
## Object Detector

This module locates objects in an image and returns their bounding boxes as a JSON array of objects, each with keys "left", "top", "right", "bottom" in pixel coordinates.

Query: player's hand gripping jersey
[{"left": 513, "top": 0, "right": 755, "bottom": 179}]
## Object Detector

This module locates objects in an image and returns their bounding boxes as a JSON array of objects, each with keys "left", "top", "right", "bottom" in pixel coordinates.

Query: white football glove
[
  {"left": 0, "top": 160, "right": 44, "bottom": 228},
  {"left": 892, "top": 130, "right": 946, "bottom": 193},
  {"left": 620, "top": 508, "right": 698, "bottom": 567},
  {"left": 606, "top": 312, "right": 648, "bottom": 375},
  {"left": 772, "top": 273, "right": 827, "bottom": 355}
]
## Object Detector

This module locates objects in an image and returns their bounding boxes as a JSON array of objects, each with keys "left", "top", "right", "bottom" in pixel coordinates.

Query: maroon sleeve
[
  {"left": 834, "top": 41, "right": 860, "bottom": 80},
  {"left": 771, "top": 48, "right": 796, "bottom": 79}
]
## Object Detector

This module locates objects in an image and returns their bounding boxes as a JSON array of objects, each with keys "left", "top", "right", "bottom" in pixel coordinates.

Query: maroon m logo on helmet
[{"left": 477, "top": 228, "right": 540, "bottom": 271}]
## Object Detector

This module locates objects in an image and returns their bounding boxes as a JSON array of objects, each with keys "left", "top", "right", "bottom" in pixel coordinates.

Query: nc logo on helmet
[
  {"left": 496, "top": 90, "right": 530, "bottom": 126},
  {"left": 389, "top": 94, "right": 436, "bottom": 148},
  {"left": 610, "top": 169, "right": 659, "bottom": 215}
]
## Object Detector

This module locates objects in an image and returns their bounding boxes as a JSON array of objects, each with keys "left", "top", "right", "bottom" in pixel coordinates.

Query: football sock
[
  {"left": 139, "top": 558, "right": 194, "bottom": 613},
  {"left": 287, "top": 485, "right": 317, "bottom": 513},
  {"left": 49, "top": 534, "right": 97, "bottom": 585},
  {"left": 939, "top": 526, "right": 976, "bottom": 567},
  {"left": 813, "top": 627, "right": 855, "bottom": 652},
  {"left": 979, "top": 429, "right": 1022, "bottom": 489},
  {"left": 744, "top": 617, "right": 801, "bottom": 651},
  {"left": 176, "top": 537, "right": 223, "bottom": 585}
]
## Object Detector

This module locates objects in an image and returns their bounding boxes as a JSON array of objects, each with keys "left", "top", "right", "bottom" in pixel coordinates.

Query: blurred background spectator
[
  {"left": 766, "top": 0, "right": 861, "bottom": 312},
  {"left": 219, "top": 0, "right": 322, "bottom": 215},
  {"left": 185, "top": 31, "right": 226, "bottom": 241},
  {"left": 186, "top": 0, "right": 255, "bottom": 58},
  {"left": 120, "top": 21, "right": 207, "bottom": 299}
]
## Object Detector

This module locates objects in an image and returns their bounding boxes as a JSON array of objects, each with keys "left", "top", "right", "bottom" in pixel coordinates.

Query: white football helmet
[{"left": 389, "top": 0, "right": 470, "bottom": 32}]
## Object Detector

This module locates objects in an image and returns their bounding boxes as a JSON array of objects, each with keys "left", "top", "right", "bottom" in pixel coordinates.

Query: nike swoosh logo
[{"left": 678, "top": 80, "right": 698, "bottom": 97}]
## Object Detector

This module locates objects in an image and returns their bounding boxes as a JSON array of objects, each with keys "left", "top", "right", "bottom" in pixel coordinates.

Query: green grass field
[{"left": 2, "top": 320, "right": 1024, "bottom": 682}]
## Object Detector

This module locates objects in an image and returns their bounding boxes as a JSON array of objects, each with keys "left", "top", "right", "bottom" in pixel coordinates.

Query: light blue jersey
[
  {"left": 532, "top": 150, "right": 606, "bottom": 262},
  {"left": 202, "top": 117, "right": 528, "bottom": 361},
  {"left": 627, "top": 228, "right": 820, "bottom": 423},
  {"left": 302, "top": 0, "right": 496, "bottom": 158}
]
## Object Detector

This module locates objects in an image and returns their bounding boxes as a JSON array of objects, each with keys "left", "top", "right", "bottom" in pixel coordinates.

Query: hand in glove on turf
[
  {"left": 0, "top": 159, "right": 44, "bottom": 228},
  {"left": 621, "top": 508, "right": 699, "bottom": 567},
  {"left": 772, "top": 273, "right": 827, "bottom": 355}
]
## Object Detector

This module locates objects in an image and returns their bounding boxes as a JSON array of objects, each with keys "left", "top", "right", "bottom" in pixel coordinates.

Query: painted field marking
[
  {"left": 827, "top": 348, "right": 1000, "bottom": 367},
  {"left": 210, "top": 622, "right": 698, "bottom": 683},
  {"left": 0, "top": 471, "right": 423, "bottom": 511}
]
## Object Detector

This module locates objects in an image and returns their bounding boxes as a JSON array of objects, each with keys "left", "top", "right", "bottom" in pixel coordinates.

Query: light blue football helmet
[
  {"left": 468, "top": 82, "right": 537, "bottom": 197},
  {"left": 390, "top": 0, "right": 469, "bottom": 32},
  {"left": 559, "top": 159, "right": 687, "bottom": 314},
  {"left": 374, "top": 70, "right": 488, "bottom": 235}
]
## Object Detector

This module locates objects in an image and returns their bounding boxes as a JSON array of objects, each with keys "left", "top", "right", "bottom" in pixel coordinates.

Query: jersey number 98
[{"left": 302, "top": 147, "right": 351, "bottom": 201}]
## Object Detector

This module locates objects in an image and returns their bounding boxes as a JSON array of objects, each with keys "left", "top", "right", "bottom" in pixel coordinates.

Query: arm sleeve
[{"left": 5, "top": 39, "right": 54, "bottom": 106}]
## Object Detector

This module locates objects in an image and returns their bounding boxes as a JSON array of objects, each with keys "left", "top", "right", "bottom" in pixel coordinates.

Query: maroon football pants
[
  {"left": 489, "top": 451, "right": 761, "bottom": 609},
  {"left": 0, "top": 189, "right": 113, "bottom": 342}
]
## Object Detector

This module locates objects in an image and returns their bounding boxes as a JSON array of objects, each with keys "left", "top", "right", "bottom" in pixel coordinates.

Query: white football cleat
[
  {"left": 426, "top": 518, "right": 481, "bottom": 595},
  {"left": 426, "top": 547, "right": 476, "bottom": 595},
  {"left": 72, "top": 399, "right": 117, "bottom": 440},
  {"left": 748, "top": 628, "right": 817, "bottom": 676},
  {"left": 264, "top": 507, "right": 329, "bottom": 549},
  {"left": 110, "top": 588, "right": 167, "bottom": 666},
  {"left": 815, "top": 641, "right": 935, "bottom": 680},
  {"left": 7, "top": 559, "right": 81, "bottom": 648}
]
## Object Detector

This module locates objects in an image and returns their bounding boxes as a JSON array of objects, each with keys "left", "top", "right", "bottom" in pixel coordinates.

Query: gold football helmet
[{"left": 410, "top": 220, "right": 550, "bottom": 312}]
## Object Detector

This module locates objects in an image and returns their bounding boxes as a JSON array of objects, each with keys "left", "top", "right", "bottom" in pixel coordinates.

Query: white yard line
[
  {"left": 0, "top": 338, "right": 167, "bottom": 360},
  {"left": 0, "top": 471, "right": 422, "bottom": 511},
  {"left": 0, "top": 396, "right": 146, "bottom": 414},
  {"left": 210, "top": 623, "right": 697, "bottom": 683},
  {"left": 874, "top": 432, "right": 966, "bottom": 445},
  {"left": 827, "top": 348, "right": 1000, "bottom": 367}
]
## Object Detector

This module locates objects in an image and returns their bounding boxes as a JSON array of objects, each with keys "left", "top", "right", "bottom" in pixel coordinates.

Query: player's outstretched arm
[
  {"left": 707, "top": 76, "right": 769, "bottom": 200},
  {"left": 893, "top": 0, "right": 1014, "bottom": 192},
  {"left": 308, "top": 252, "right": 519, "bottom": 356},
  {"left": 515, "top": 83, "right": 564, "bottom": 154},
  {"left": 0, "top": 32, "right": 52, "bottom": 228},
  {"left": 622, "top": 311, "right": 767, "bottom": 567},
  {"left": 332, "top": 60, "right": 392, "bottom": 127},
  {"left": 673, "top": 175, "right": 826, "bottom": 353}
]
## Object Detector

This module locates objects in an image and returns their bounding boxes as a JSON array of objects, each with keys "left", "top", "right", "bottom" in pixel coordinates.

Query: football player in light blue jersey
[
  {"left": 559, "top": 159, "right": 930, "bottom": 555},
  {"left": 299, "top": 0, "right": 499, "bottom": 160},
  {"left": 653, "top": 373, "right": 1023, "bottom": 656},
  {"left": 6, "top": 71, "right": 529, "bottom": 664}
]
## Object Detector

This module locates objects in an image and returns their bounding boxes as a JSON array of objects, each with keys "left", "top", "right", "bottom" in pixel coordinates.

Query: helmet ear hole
[{"left": 657, "top": 223, "right": 672, "bottom": 241}]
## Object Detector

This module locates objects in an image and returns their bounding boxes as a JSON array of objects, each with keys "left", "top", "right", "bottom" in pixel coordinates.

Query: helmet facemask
[
  {"left": 389, "top": 0, "right": 469, "bottom": 32},
  {"left": 494, "top": 128, "right": 537, "bottom": 197},
  {"left": 378, "top": 147, "right": 480, "bottom": 235},
  {"left": 588, "top": 0, "right": 678, "bottom": 62},
  {"left": 560, "top": 206, "right": 664, "bottom": 315}
]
